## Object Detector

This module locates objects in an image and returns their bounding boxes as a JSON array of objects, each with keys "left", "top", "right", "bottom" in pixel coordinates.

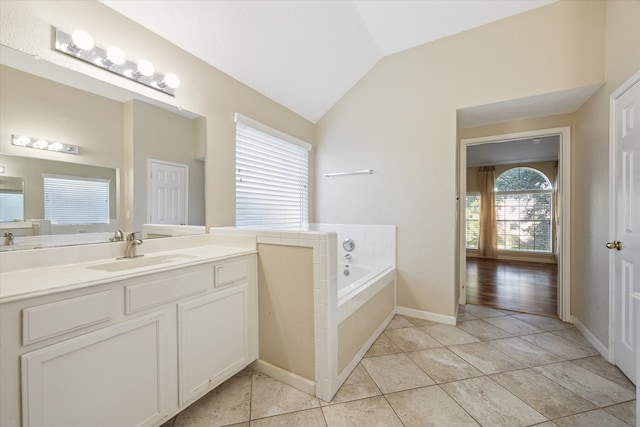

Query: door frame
[
  {"left": 459, "top": 126, "right": 572, "bottom": 321},
  {"left": 608, "top": 70, "right": 640, "bottom": 363},
  {"left": 147, "top": 158, "right": 189, "bottom": 224}
]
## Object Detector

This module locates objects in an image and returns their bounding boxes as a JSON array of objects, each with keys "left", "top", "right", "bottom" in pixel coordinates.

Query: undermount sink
[{"left": 87, "top": 253, "right": 197, "bottom": 272}]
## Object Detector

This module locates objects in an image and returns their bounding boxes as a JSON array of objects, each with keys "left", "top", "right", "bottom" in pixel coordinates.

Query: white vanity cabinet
[
  {"left": 0, "top": 252, "right": 257, "bottom": 427},
  {"left": 21, "top": 311, "right": 169, "bottom": 427},
  {"left": 178, "top": 257, "right": 254, "bottom": 406}
]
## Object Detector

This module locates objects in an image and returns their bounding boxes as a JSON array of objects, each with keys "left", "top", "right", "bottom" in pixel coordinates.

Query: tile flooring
[{"left": 162, "top": 304, "right": 636, "bottom": 426}]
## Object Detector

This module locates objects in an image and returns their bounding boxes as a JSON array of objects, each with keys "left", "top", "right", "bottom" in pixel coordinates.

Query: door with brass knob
[{"left": 606, "top": 241, "right": 623, "bottom": 250}]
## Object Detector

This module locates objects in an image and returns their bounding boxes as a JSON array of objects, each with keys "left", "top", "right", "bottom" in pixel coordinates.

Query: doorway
[
  {"left": 459, "top": 127, "right": 572, "bottom": 321},
  {"left": 147, "top": 159, "right": 189, "bottom": 225}
]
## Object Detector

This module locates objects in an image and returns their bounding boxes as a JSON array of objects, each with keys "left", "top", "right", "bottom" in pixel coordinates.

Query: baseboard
[
  {"left": 251, "top": 359, "right": 316, "bottom": 395},
  {"left": 572, "top": 316, "right": 610, "bottom": 361},
  {"left": 397, "top": 306, "right": 457, "bottom": 325}
]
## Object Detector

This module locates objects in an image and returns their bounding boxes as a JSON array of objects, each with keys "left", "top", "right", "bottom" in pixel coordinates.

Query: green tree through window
[{"left": 495, "top": 167, "right": 552, "bottom": 252}]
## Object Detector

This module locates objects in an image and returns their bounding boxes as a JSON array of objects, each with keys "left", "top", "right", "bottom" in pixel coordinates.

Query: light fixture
[
  {"left": 11, "top": 135, "right": 79, "bottom": 155},
  {"left": 135, "top": 59, "right": 155, "bottom": 78},
  {"left": 159, "top": 73, "right": 180, "bottom": 89},
  {"left": 103, "top": 46, "right": 126, "bottom": 67},
  {"left": 54, "top": 28, "right": 179, "bottom": 96},
  {"left": 70, "top": 30, "right": 95, "bottom": 52}
]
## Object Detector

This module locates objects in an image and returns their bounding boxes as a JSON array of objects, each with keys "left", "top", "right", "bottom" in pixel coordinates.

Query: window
[
  {"left": 495, "top": 167, "right": 552, "bottom": 252},
  {"left": 465, "top": 194, "right": 480, "bottom": 249},
  {"left": 44, "top": 174, "right": 110, "bottom": 224},
  {"left": 235, "top": 113, "right": 311, "bottom": 230}
]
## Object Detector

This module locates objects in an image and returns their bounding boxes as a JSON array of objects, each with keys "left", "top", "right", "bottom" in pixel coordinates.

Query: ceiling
[
  {"left": 467, "top": 135, "right": 559, "bottom": 167},
  {"left": 100, "top": 0, "right": 557, "bottom": 123}
]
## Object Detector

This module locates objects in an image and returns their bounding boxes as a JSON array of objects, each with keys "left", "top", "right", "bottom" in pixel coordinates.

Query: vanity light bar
[
  {"left": 12, "top": 135, "right": 79, "bottom": 155},
  {"left": 54, "top": 28, "right": 179, "bottom": 97}
]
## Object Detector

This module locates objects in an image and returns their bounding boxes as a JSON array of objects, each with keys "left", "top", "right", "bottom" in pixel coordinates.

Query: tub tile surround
[
  {"left": 209, "top": 224, "right": 397, "bottom": 401},
  {"left": 161, "top": 306, "right": 636, "bottom": 427}
]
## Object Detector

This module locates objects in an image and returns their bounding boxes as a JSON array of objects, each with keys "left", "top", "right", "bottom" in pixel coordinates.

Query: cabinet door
[
  {"left": 178, "top": 284, "right": 249, "bottom": 405},
  {"left": 21, "top": 312, "right": 168, "bottom": 427}
]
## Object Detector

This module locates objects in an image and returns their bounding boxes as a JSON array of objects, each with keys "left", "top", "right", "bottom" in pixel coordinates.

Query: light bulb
[
  {"left": 106, "top": 46, "right": 126, "bottom": 65},
  {"left": 162, "top": 73, "right": 180, "bottom": 89},
  {"left": 48, "top": 142, "right": 63, "bottom": 151},
  {"left": 33, "top": 139, "right": 49, "bottom": 149},
  {"left": 14, "top": 136, "right": 30, "bottom": 146},
  {"left": 137, "top": 60, "right": 155, "bottom": 77},
  {"left": 71, "top": 30, "right": 94, "bottom": 51}
]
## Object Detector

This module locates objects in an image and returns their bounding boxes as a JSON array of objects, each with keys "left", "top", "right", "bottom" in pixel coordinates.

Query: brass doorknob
[{"left": 606, "top": 241, "right": 622, "bottom": 250}]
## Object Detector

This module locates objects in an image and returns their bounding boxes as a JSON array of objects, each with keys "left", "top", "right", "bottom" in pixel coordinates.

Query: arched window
[{"left": 495, "top": 167, "right": 553, "bottom": 252}]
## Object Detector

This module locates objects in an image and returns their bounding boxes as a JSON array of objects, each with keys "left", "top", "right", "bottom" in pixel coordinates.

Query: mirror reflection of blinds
[
  {"left": 43, "top": 174, "right": 110, "bottom": 224},
  {"left": 235, "top": 119, "right": 310, "bottom": 230}
]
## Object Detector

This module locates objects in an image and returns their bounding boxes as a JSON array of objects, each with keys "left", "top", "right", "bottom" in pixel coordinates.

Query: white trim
[
  {"left": 234, "top": 112, "right": 311, "bottom": 151},
  {"left": 573, "top": 316, "right": 610, "bottom": 360},
  {"left": 251, "top": 359, "right": 316, "bottom": 395},
  {"left": 608, "top": 70, "right": 640, "bottom": 364},
  {"left": 397, "top": 306, "right": 457, "bottom": 325},
  {"left": 459, "top": 127, "right": 572, "bottom": 321}
]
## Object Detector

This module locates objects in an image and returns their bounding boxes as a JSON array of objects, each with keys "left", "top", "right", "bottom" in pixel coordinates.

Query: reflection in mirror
[
  {"left": 0, "top": 53, "right": 206, "bottom": 251},
  {"left": 0, "top": 154, "right": 119, "bottom": 251},
  {"left": 0, "top": 176, "right": 24, "bottom": 221}
]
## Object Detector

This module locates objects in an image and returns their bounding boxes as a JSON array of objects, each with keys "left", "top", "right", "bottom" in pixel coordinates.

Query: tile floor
[{"left": 162, "top": 304, "right": 636, "bottom": 426}]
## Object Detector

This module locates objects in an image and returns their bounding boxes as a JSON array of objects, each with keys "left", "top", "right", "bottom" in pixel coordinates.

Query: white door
[
  {"left": 149, "top": 160, "right": 188, "bottom": 225},
  {"left": 611, "top": 74, "right": 640, "bottom": 384}
]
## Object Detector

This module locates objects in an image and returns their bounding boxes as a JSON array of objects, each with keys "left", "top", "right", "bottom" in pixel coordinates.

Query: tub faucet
[
  {"left": 109, "top": 230, "right": 124, "bottom": 242},
  {"left": 342, "top": 253, "right": 351, "bottom": 260},
  {"left": 4, "top": 232, "right": 14, "bottom": 246},
  {"left": 123, "top": 232, "right": 143, "bottom": 259}
]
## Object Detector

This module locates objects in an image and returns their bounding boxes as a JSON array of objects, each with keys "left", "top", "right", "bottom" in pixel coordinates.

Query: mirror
[
  {"left": 0, "top": 52, "right": 206, "bottom": 251},
  {"left": 0, "top": 176, "right": 24, "bottom": 222}
]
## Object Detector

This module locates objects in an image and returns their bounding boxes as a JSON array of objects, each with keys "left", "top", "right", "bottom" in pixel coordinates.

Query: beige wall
[
  {"left": 0, "top": 0, "right": 314, "bottom": 229},
  {"left": 315, "top": 1, "right": 605, "bottom": 317},
  {"left": 257, "top": 244, "right": 315, "bottom": 381},
  {"left": 573, "top": 0, "right": 640, "bottom": 346},
  {"left": 338, "top": 282, "right": 394, "bottom": 373}
]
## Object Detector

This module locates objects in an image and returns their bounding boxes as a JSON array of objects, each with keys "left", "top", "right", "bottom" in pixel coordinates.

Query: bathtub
[
  {"left": 338, "top": 263, "right": 392, "bottom": 305},
  {"left": 209, "top": 224, "right": 396, "bottom": 402}
]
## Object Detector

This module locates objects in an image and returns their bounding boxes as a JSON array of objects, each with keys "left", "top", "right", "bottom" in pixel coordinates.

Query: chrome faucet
[
  {"left": 342, "top": 253, "right": 352, "bottom": 260},
  {"left": 4, "top": 232, "right": 14, "bottom": 246},
  {"left": 109, "top": 230, "right": 124, "bottom": 242},
  {"left": 123, "top": 232, "right": 143, "bottom": 259}
]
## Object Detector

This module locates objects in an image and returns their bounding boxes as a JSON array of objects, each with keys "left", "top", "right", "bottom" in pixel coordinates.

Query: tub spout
[{"left": 342, "top": 253, "right": 351, "bottom": 260}]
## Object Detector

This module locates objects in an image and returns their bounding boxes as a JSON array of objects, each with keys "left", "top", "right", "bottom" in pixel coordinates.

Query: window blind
[
  {"left": 235, "top": 115, "right": 310, "bottom": 230},
  {"left": 44, "top": 174, "right": 110, "bottom": 224},
  {"left": 496, "top": 193, "right": 552, "bottom": 252}
]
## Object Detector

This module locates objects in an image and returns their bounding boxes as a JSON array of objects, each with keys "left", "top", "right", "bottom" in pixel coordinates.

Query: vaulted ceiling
[{"left": 100, "top": 0, "right": 556, "bottom": 123}]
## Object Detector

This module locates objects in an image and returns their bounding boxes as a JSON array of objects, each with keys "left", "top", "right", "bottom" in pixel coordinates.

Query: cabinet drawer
[
  {"left": 215, "top": 259, "right": 247, "bottom": 287},
  {"left": 126, "top": 266, "right": 213, "bottom": 314},
  {"left": 22, "top": 290, "right": 113, "bottom": 346}
]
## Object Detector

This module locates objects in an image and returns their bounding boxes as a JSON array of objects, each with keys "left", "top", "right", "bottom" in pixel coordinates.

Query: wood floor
[{"left": 466, "top": 257, "right": 558, "bottom": 317}]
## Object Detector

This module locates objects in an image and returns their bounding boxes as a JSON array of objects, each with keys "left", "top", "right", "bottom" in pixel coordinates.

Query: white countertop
[{"left": 0, "top": 235, "right": 257, "bottom": 304}]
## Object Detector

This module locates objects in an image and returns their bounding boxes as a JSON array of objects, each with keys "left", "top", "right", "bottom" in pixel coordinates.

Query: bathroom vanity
[{"left": 0, "top": 235, "right": 258, "bottom": 427}]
